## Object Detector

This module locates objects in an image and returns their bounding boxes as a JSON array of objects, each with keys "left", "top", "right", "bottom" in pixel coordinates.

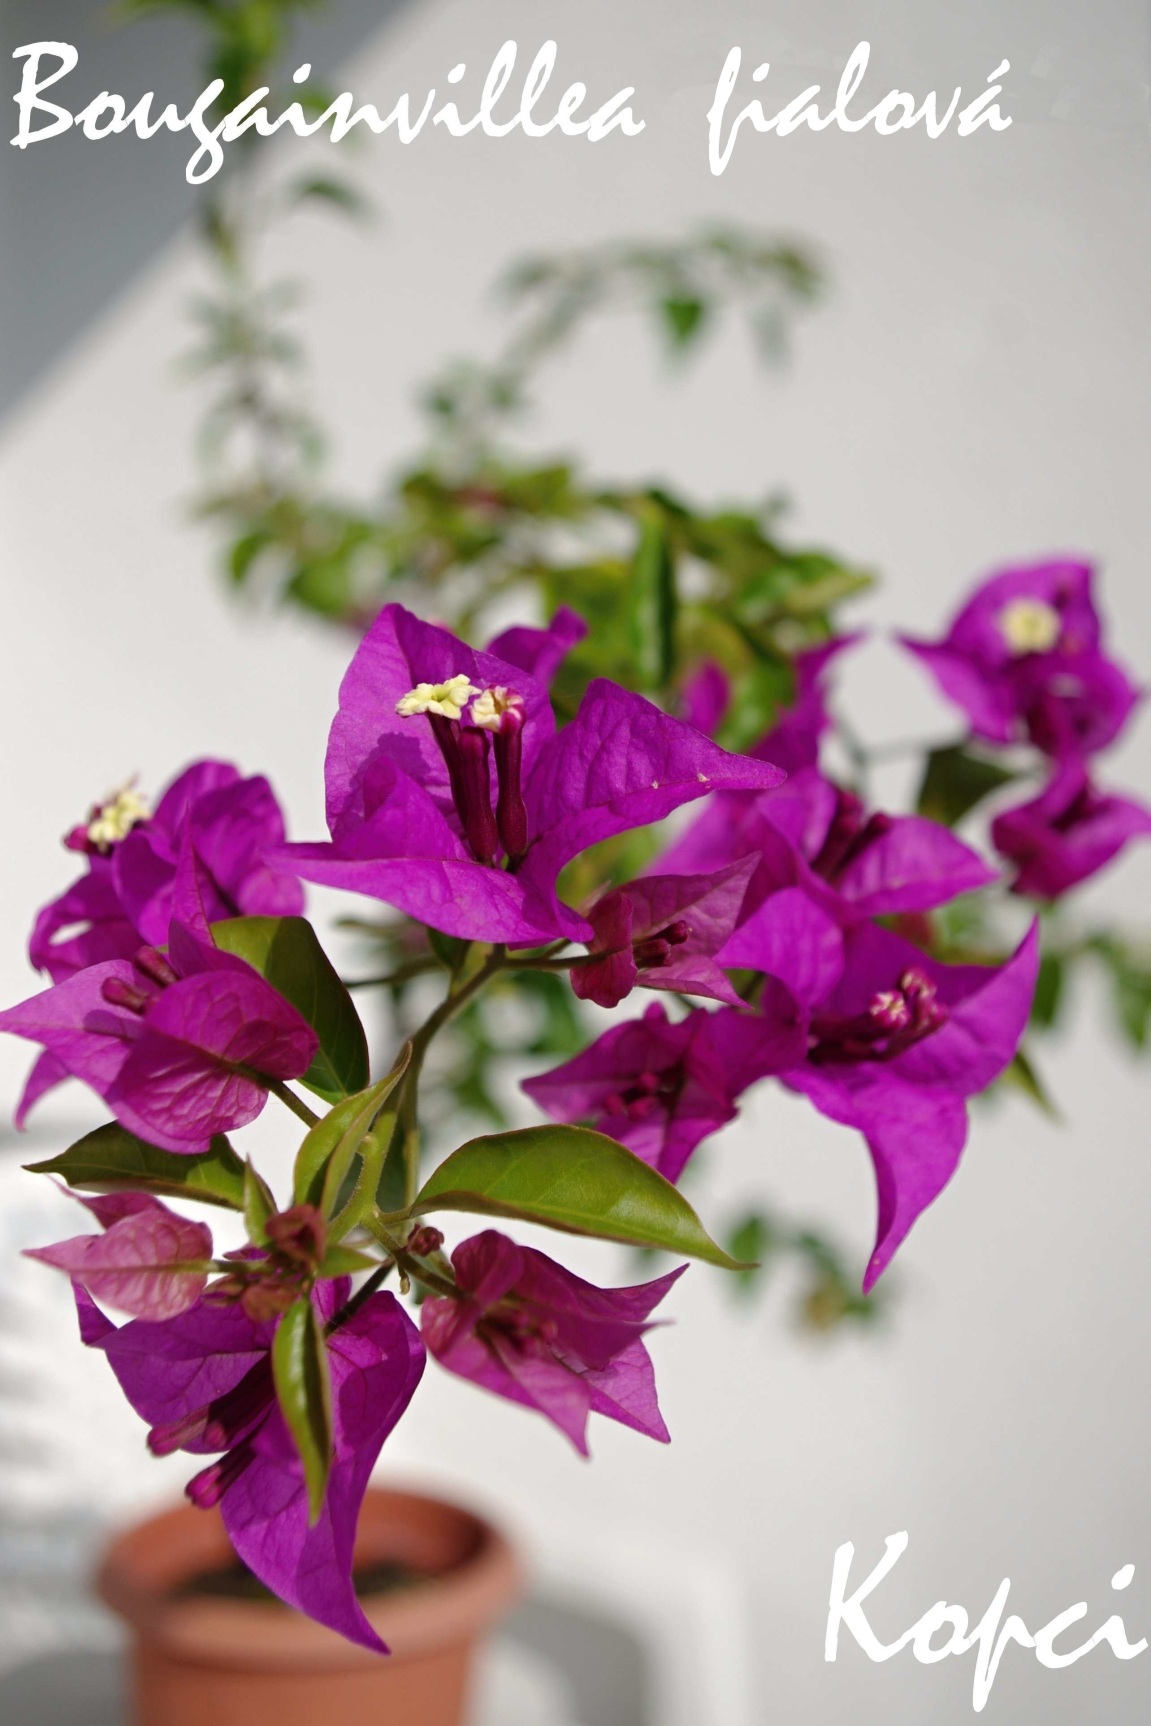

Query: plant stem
[
  {"left": 507, "top": 951, "right": 578, "bottom": 971},
  {"left": 327, "top": 1260, "right": 395, "bottom": 1333},
  {"left": 368, "top": 1217, "right": 459, "bottom": 1298},
  {"left": 267, "top": 1079, "right": 321, "bottom": 1130},
  {"left": 344, "top": 957, "right": 441, "bottom": 990},
  {"left": 387, "top": 944, "right": 510, "bottom": 1208}
]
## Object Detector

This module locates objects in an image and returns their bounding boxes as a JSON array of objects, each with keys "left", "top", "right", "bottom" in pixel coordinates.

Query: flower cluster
[
  {"left": 4, "top": 571, "right": 1146, "bottom": 1651},
  {"left": 903, "top": 560, "right": 1151, "bottom": 897}
]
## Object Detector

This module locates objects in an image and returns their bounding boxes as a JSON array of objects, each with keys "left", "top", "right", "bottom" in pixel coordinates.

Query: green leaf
[
  {"left": 717, "top": 656, "right": 793, "bottom": 753},
  {"left": 292, "top": 1045, "right": 411, "bottom": 1234},
  {"left": 1089, "top": 935, "right": 1151, "bottom": 1050},
  {"left": 212, "top": 916, "right": 369, "bottom": 1102},
  {"left": 1001, "top": 1047, "right": 1061, "bottom": 1119},
  {"left": 285, "top": 558, "right": 354, "bottom": 620},
  {"left": 917, "top": 745, "right": 1018, "bottom": 828},
  {"left": 1115, "top": 963, "right": 1151, "bottom": 1049},
  {"left": 285, "top": 175, "right": 371, "bottom": 219},
  {"left": 660, "top": 294, "right": 707, "bottom": 349},
  {"left": 1031, "top": 952, "right": 1065, "bottom": 1030},
  {"left": 227, "top": 528, "right": 273, "bottom": 588},
  {"left": 410, "top": 1125, "right": 745, "bottom": 1268},
  {"left": 272, "top": 1299, "right": 333, "bottom": 1525},
  {"left": 427, "top": 927, "right": 469, "bottom": 972},
  {"left": 243, "top": 1161, "right": 276, "bottom": 1245},
  {"left": 27, "top": 1123, "right": 246, "bottom": 1209},
  {"left": 629, "top": 510, "right": 678, "bottom": 691},
  {"left": 725, "top": 1211, "right": 777, "bottom": 1295}
]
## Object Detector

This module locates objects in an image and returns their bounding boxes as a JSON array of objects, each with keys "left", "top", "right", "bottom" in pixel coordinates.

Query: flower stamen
[
  {"left": 395, "top": 676, "right": 479, "bottom": 721},
  {"left": 66, "top": 783, "right": 151, "bottom": 855},
  {"left": 997, "top": 597, "right": 1062, "bottom": 655},
  {"left": 471, "top": 686, "right": 529, "bottom": 860},
  {"left": 809, "top": 966, "right": 948, "bottom": 1064}
]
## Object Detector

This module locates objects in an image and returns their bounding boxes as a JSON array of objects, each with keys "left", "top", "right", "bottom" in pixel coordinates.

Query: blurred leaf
[
  {"left": 1115, "top": 966, "right": 1151, "bottom": 1049},
  {"left": 427, "top": 927, "right": 470, "bottom": 973},
  {"left": 726, "top": 1211, "right": 777, "bottom": 1295},
  {"left": 917, "top": 745, "right": 1018, "bottom": 828},
  {"left": 28, "top": 1124, "right": 245, "bottom": 1209},
  {"left": 227, "top": 527, "right": 276, "bottom": 589},
  {"left": 1000, "top": 1047, "right": 1061, "bottom": 1119},
  {"left": 629, "top": 509, "right": 678, "bottom": 691},
  {"left": 1031, "top": 952, "right": 1065, "bottom": 1030},
  {"left": 717, "top": 655, "right": 793, "bottom": 752},
  {"left": 1088, "top": 935, "right": 1151, "bottom": 1051},
  {"left": 285, "top": 175, "right": 371, "bottom": 220},
  {"left": 411, "top": 1125, "right": 746, "bottom": 1267},
  {"left": 213, "top": 916, "right": 369, "bottom": 1102},
  {"left": 792, "top": 1230, "right": 883, "bottom": 1331},
  {"left": 512, "top": 970, "right": 587, "bottom": 1058},
  {"left": 285, "top": 558, "right": 355, "bottom": 619},
  {"left": 660, "top": 294, "right": 707, "bottom": 348},
  {"left": 272, "top": 1297, "right": 332, "bottom": 1524}
]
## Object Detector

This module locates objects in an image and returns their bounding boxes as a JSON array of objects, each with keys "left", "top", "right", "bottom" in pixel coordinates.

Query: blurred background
[{"left": 2, "top": 1, "right": 1150, "bottom": 1722}]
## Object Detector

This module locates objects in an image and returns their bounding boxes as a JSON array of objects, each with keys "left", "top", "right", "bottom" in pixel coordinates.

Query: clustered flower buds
[{"left": 212, "top": 1204, "right": 329, "bottom": 1321}]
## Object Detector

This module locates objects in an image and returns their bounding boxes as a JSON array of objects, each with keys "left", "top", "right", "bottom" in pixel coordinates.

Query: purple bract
[
  {"left": 77, "top": 1278, "right": 424, "bottom": 1652},
  {"left": 571, "top": 859, "right": 756, "bottom": 1011},
  {"left": 992, "top": 759, "right": 1151, "bottom": 898},
  {"left": 523, "top": 994, "right": 805, "bottom": 1182},
  {"left": 901, "top": 559, "right": 1141, "bottom": 757},
  {"left": 281, "top": 605, "right": 786, "bottom": 946},
  {"left": 723, "top": 892, "right": 1039, "bottom": 1288},
  {"left": 421, "top": 1230, "right": 684, "bottom": 1454},
  {"left": 32, "top": 760, "right": 303, "bottom": 983},
  {"left": 0, "top": 921, "right": 317, "bottom": 1151},
  {"left": 659, "top": 764, "right": 995, "bottom": 928},
  {"left": 27, "top": 1190, "right": 212, "bottom": 1320}
]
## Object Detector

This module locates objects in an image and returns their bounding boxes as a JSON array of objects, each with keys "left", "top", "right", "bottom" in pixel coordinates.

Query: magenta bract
[
  {"left": 725, "top": 895, "right": 1039, "bottom": 1288},
  {"left": 661, "top": 764, "right": 994, "bottom": 928},
  {"left": 282, "top": 604, "right": 786, "bottom": 946},
  {"left": 523, "top": 994, "right": 805, "bottom": 1182},
  {"left": 901, "top": 559, "right": 1141, "bottom": 757},
  {"left": 421, "top": 1230, "right": 685, "bottom": 1454},
  {"left": 31, "top": 760, "right": 304, "bottom": 983},
  {"left": 0, "top": 921, "right": 318, "bottom": 1151},
  {"left": 750, "top": 635, "right": 860, "bottom": 775},
  {"left": 485, "top": 605, "right": 587, "bottom": 686},
  {"left": 27, "top": 1190, "right": 212, "bottom": 1320},
  {"left": 572, "top": 859, "right": 756, "bottom": 1010},
  {"left": 77, "top": 1279, "right": 425, "bottom": 1652},
  {"left": 679, "top": 660, "right": 730, "bottom": 738},
  {"left": 992, "top": 759, "right": 1151, "bottom": 898}
]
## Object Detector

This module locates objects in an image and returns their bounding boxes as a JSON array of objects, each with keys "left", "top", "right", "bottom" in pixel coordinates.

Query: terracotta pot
[{"left": 97, "top": 1486, "right": 523, "bottom": 1726}]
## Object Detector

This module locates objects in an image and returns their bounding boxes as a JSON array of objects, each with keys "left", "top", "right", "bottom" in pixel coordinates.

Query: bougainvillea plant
[{"left": 5, "top": 552, "right": 1148, "bottom": 1650}]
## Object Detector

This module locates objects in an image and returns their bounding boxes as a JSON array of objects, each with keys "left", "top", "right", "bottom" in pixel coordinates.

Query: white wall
[{"left": 2, "top": 1, "right": 1150, "bottom": 1720}]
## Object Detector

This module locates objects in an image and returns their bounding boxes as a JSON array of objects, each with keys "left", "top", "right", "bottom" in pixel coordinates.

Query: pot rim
[{"left": 96, "top": 1483, "right": 523, "bottom": 1671}]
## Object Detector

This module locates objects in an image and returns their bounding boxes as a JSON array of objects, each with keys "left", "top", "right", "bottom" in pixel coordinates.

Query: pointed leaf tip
[
  {"left": 26, "top": 1123, "right": 247, "bottom": 1209},
  {"left": 411, "top": 1124, "right": 745, "bottom": 1268}
]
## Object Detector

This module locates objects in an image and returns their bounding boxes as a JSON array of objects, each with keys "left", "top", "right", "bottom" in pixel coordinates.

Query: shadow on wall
[{"left": 0, "top": 0, "right": 413, "bottom": 421}]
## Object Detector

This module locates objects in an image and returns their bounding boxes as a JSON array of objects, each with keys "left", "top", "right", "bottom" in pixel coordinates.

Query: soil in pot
[{"left": 177, "top": 1552, "right": 435, "bottom": 1603}]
